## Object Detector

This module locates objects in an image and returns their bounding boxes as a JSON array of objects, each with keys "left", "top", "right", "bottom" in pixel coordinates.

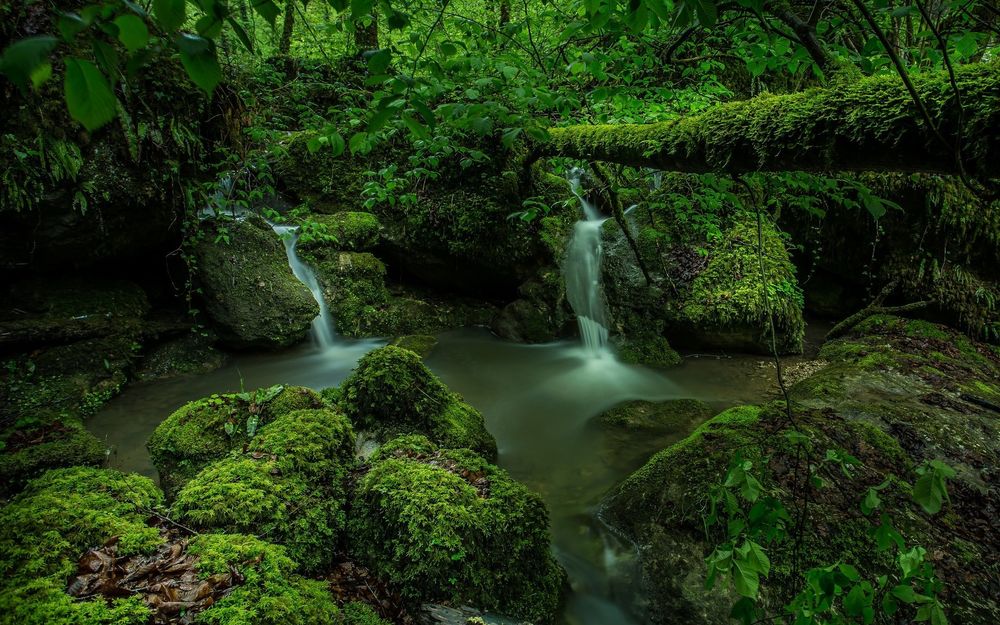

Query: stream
[{"left": 86, "top": 173, "right": 822, "bottom": 624}]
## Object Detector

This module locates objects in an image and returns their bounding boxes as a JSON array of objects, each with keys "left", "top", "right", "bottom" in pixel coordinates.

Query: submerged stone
[
  {"left": 596, "top": 398, "right": 714, "bottom": 432},
  {"left": 348, "top": 436, "right": 565, "bottom": 623},
  {"left": 391, "top": 334, "right": 439, "bottom": 357},
  {"left": 334, "top": 346, "right": 497, "bottom": 459},
  {"left": 147, "top": 385, "right": 326, "bottom": 496}
]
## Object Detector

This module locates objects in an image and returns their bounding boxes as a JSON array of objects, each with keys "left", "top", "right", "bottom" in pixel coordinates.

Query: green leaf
[
  {"left": 327, "top": 131, "right": 346, "bottom": 157},
  {"left": 176, "top": 34, "right": 221, "bottom": 93},
  {"left": 58, "top": 13, "right": 89, "bottom": 42},
  {"left": 501, "top": 127, "right": 523, "bottom": 149},
  {"left": 695, "top": 0, "right": 718, "bottom": 26},
  {"left": 226, "top": 16, "right": 254, "bottom": 52},
  {"left": 349, "top": 132, "right": 369, "bottom": 154},
  {"left": 63, "top": 57, "right": 117, "bottom": 131},
  {"left": 367, "top": 48, "right": 391, "bottom": 75},
  {"left": 153, "top": 0, "right": 186, "bottom": 31},
  {"left": 0, "top": 36, "right": 58, "bottom": 91},
  {"left": 252, "top": 0, "right": 281, "bottom": 27},
  {"left": 114, "top": 14, "right": 149, "bottom": 52},
  {"left": 731, "top": 558, "right": 759, "bottom": 598},
  {"left": 439, "top": 41, "right": 458, "bottom": 56},
  {"left": 861, "top": 487, "right": 881, "bottom": 515}
]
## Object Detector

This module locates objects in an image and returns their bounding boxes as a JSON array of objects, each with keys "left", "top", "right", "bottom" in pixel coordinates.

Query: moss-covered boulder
[
  {"left": 348, "top": 436, "right": 565, "bottom": 622},
  {"left": 602, "top": 316, "right": 1000, "bottom": 624},
  {"left": 136, "top": 332, "right": 226, "bottom": 381},
  {"left": 335, "top": 346, "right": 497, "bottom": 459},
  {"left": 612, "top": 333, "right": 682, "bottom": 368},
  {"left": 297, "top": 211, "right": 381, "bottom": 252},
  {"left": 172, "top": 407, "right": 355, "bottom": 573},
  {"left": 195, "top": 217, "right": 318, "bottom": 349},
  {"left": 602, "top": 192, "right": 805, "bottom": 355},
  {"left": 147, "top": 385, "right": 326, "bottom": 496},
  {"left": 391, "top": 334, "right": 439, "bottom": 357},
  {"left": 0, "top": 466, "right": 340, "bottom": 625},
  {"left": 596, "top": 398, "right": 714, "bottom": 432},
  {"left": 491, "top": 268, "right": 575, "bottom": 343}
]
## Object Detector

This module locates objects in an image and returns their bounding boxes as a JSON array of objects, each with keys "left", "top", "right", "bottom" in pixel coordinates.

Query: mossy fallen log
[{"left": 537, "top": 63, "right": 1000, "bottom": 178}]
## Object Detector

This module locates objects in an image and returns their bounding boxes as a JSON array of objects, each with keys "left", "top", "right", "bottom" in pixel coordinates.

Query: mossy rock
[
  {"left": 171, "top": 408, "right": 354, "bottom": 573},
  {"left": 491, "top": 268, "right": 574, "bottom": 343},
  {"left": 195, "top": 217, "right": 318, "bottom": 349},
  {"left": 596, "top": 398, "right": 714, "bottom": 432},
  {"left": 0, "top": 420, "right": 105, "bottom": 496},
  {"left": 336, "top": 346, "right": 497, "bottom": 459},
  {"left": 137, "top": 333, "right": 226, "bottom": 382},
  {"left": 147, "top": 385, "right": 326, "bottom": 497},
  {"left": 297, "top": 211, "right": 381, "bottom": 252},
  {"left": 348, "top": 436, "right": 565, "bottom": 623},
  {"left": 391, "top": 334, "right": 439, "bottom": 357},
  {"left": 602, "top": 316, "right": 1000, "bottom": 624},
  {"left": 613, "top": 333, "right": 682, "bottom": 368}
]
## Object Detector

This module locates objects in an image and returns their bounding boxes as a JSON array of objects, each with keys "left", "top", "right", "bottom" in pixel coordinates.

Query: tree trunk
[
  {"left": 279, "top": 0, "right": 295, "bottom": 55},
  {"left": 533, "top": 63, "right": 1000, "bottom": 179},
  {"left": 354, "top": 11, "right": 378, "bottom": 50},
  {"left": 499, "top": 0, "right": 510, "bottom": 27}
]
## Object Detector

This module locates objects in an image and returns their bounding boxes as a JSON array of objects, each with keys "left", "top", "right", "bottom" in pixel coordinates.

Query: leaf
[
  {"left": 861, "top": 487, "right": 881, "bottom": 515},
  {"left": 695, "top": 0, "right": 718, "bottom": 26},
  {"left": 252, "top": 0, "right": 281, "bottom": 26},
  {"left": 64, "top": 58, "right": 118, "bottom": 131},
  {"left": 327, "top": 131, "right": 346, "bottom": 157},
  {"left": 176, "top": 34, "right": 221, "bottom": 93},
  {"left": 153, "top": 0, "right": 186, "bottom": 31},
  {"left": 367, "top": 48, "right": 391, "bottom": 75},
  {"left": 114, "top": 14, "right": 149, "bottom": 52},
  {"left": 349, "top": 132, "right": 369, "bottom": 154},
  {"left": 731, "top": 558, "right": 759, "bottom": 598},
  {"left": 501, "top": 127, "right": 523, "bottom": 149},
  {"left": 0, "top": 36, "right": 58, "bottom": 91},
  {"left": 58, "top": 13, "right": 89, "bottom": 42},
  {"left": 226, "top": 16, "right": 254, "bottom": 52}
]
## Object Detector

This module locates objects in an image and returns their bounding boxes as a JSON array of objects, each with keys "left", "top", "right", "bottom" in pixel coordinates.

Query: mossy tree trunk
[{"left": 533, "top": 63, "right": 1000, "bottom": 179}]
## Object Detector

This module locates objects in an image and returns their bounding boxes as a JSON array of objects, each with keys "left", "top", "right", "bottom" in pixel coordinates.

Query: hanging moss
[
  {"left": 335, "top": 346, "right": 497, "bottom": 459},
  {"left": 348, "top": 436, "right": 564, "bottom": 623},
  {"left": 147, "top": 385, "right": 326, "bottom": 497}
]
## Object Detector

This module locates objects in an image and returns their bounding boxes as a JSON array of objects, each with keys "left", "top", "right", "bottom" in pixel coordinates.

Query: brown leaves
[
  {"left": 326, "top": 560, "right": 412, "bottom": 625},
  {"left": 67, "top": 530, "right": 243, "bottom": 624}
]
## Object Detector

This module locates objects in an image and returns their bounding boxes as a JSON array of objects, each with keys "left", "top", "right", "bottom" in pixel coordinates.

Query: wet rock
[
  {"left": 349, "top": 436, "right": 565, "bottom": 623},
  {"left": 596, "top": 399, "right": 714, "bottom": 433},
  {"left": 137, "top": 333, "right": 226, "bottom": 382},
  {"left": 194, "top": 217, "right": 318, "bottom": 349},
  {"left": 491, "top": 269, "right": 574, "bottom": 343},
  {"left": 333, "top": 346, "right": 497, "bottom": 459},
  {"left": 391, "top": 334, "right": 439, "bottom": 357}
]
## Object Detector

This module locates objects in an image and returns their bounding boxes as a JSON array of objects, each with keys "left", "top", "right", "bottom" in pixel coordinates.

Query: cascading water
[
  {"left": 565, "top": 169, "right": 611, "bottom": 356},
  {"left": 271, "top": 225, "right": 337, "bottom": 349}
]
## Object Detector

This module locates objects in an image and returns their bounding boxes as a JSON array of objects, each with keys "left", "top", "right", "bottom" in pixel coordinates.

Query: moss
[
  {"left": 188, "top": 534, "right": 341, "bottom": 625},
  {"left": 297, "top": 211, "right": 381, "bottom": 252},
  {"left": 0, "top": 421, "right": 105, "bottom": 496},
  {"left": 171, "top": 408, "right": 354, "bottom": 574},
  {"left": 0, "top": 580, "right": 151, "bottom": 625},
  {"left": 0, "top": 467, "right": 163, "bottom": 589},
  {"left": 147, "top": 385, "right": 325, "bottom": 496},
  {"left": 137, "top": 333, "right": 226, "bottom": 381},
  {"left": 337, "top": 346, "right": 497, "bottom": 459},
  {"left": 341, "top": 602, "right": 391, "bottom": 625},
  {"left": 195, "top": 217, "right": 318, "bottom": 349},
  {"left": 391, "top": 334, "right": 439, "bottom": 357},
  {"left": 613, "top": 333, "right": 682, "bottom": 368},
  {"left": 596, "top": 398, "right": 714, "bottom": 432},
  {"left": 348, "top": 436, "right": 564, "bottom": 623}
]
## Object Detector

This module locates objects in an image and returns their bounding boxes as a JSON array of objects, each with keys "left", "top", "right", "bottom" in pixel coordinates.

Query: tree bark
[
  {"left": 533, "top": 63, "right": 1000, "bottom": 179},
  {"left": 279, "top": 0, "right": 295, "bottom": 55}
]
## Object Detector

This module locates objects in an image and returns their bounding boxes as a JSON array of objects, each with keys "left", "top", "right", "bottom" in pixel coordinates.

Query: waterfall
[
  {"left": 565, "top": 169, "right": 611, "bottom": 356},
  {"left": 271, "top": 225, "right": 337, "bottom": 350}
]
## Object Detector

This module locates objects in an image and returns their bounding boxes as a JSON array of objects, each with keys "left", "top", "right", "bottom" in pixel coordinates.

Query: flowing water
[
  {"left": 272, "top": 224, "right": 338, "bottom": 350},
  {"left": 564, "top": 169, "right": 611, "bottom": 356}
]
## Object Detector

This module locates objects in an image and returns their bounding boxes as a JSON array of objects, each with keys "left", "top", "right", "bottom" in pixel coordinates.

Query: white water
[
  {"left": 565, "top": 169, "right": 611, "bottom": 356},
  {"left": 271, "top": 225, "right": 337, "bottom": 350}
]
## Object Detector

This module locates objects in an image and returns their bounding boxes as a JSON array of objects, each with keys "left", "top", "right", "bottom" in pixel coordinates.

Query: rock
[
  {"left": 136, "top": 333, "right": 226, "bottom": 381},
  {"left": 334, "top": 346, "right": 497, "bottom": 459},
  {"left": 171, "top": 408, "right": 355, "bottom": 573},
  {"left": 147, "top": 385, "right": 326, "bottom": 496},
  {"left": 0, "top": 466, "right": 339, "bottom": 625},
  {"left": 349, "top": 436, "right": 565, "bottom": 623},
  {"left": 596, "top": 399, "right": 714, "bottom": 432},
  {"left": 392, "top": 334, "right": 439, "bottom": 357},
  {"left": 195, "top": 217, "right": 318, "bottom": 349},
  {"left": 491, "top": 269, "right": 574, "bottom": 343},
  {"left": 612, "top": 334, "right": 682, "bottom": 368},
  {"left": 602, "top": 316, "right": 1000, "bottom": 624},
  {"left": 297, "top": 211, "right": 381, "bottom": 252}
]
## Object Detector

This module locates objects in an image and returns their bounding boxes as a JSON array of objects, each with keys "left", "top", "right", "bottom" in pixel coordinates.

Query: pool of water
[{"left": 88, "top": 326, "right": 825, "bottom": 624}]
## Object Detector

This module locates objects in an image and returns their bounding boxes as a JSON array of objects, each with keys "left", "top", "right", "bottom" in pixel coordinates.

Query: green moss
[
  {"left": 148, "top": 385, "right": 325, "bottom": 496},
  {"left": 0, "top": 579, "right": 151, "bottom": 625},
  {"left": 348, "top": 437, "right": 564, "bottom": 623},
  {"left": 172, "top": 409, "right": 354, "bottom": 573},
  {"left": 340, "top": 602, "right": 391, "bottom": 625},
  {"left": 0, "top": 467, "right": 163, "bottom": 588},
  {"left": 337, "top": 346, "right": 497, "bottom": 459},
  {"left": 0, "top": 421, "right": 105, "bottom": 496},
  {"left": 188, "top": 534, "right": 341, "bottom": 625},
  {"left": 390, "top": 334, "right": 439, "bottom": 357},
  {"left": 297, "top": 211, "right": 381, "bottom": 252},
  {"left": 614, "top": 334, "right": 682, "bottom": 368},
  {"left": 196, "top": 217, "right": 318, "bottom": 349},
  {"left": 597, "top": 398, "right": 714, "bottom": 432}
]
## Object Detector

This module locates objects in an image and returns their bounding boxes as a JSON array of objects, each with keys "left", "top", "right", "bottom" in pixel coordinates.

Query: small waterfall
[
  {"left": 565, "top": 169, "right": 611, "bottom": 356},
  {"left": 272, "top": 225, "right": 337, "bottom": 350}
]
